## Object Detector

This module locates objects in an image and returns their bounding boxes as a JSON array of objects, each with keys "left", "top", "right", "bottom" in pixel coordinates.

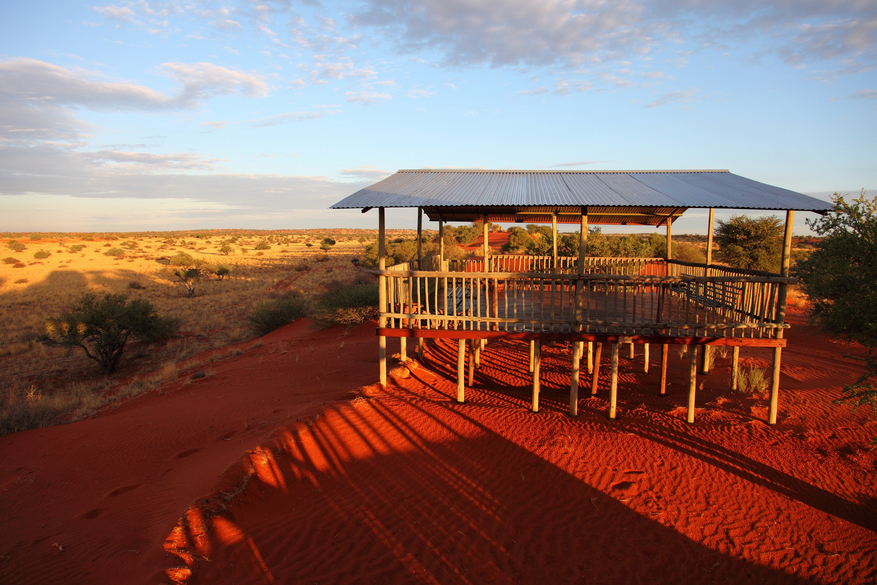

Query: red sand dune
[{"left": 2, "top": 308, "right": 876, "bottom": 584}]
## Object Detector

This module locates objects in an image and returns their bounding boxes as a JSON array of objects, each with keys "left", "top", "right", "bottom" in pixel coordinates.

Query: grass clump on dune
[
  {"left": 314, "top": 281, "right": 379, "bottom": 326},
  {"left": 247, "top": 291, "right": 308, "bottom": 336}
]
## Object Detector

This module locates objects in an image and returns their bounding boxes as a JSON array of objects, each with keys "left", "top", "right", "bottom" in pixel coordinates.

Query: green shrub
[
  {"left": 33, "top": 250, "right": 52, "bottom": 259},
  {"left": 69, "top": 244, "right": 85, "bottom": 253},
  {"left": 2, "top": 257, "right": 17, "bottom": 264},
  {"left": 38, "top": 293, "right": 179, "bottom": 374},
  {"left": 247, "top": 291, "right": 307, "bottom": 336},
  {"left": 734, "top": 367, "right": 769, "bottom": 394},
  {"left": 315, "top": 282, "right": 379, "bottom": 325},
  {"left": 214, "top": 265, "right": 231, "bottom": 280},
  {"left": 7, "top": 241, "right": 25, "bottom": 252},
  {"left": 104, "top": 247, "right": 125, "bottom": 257},
  {"left": 254, "top": 240, "right": 271, "bottom": 250}
]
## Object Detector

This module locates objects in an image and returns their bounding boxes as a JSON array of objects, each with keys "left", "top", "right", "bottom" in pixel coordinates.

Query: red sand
[{"left": 2, "top": 309, "right": 877, "bottom": 584}]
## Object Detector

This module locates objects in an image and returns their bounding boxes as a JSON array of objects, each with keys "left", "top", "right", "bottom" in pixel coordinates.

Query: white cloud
[
  {"left": 349, "top": 0, "right": 877, "bottom": 78},
  {"left": 408, "top": 89, "right": 435, "bottom": 98},
  {"left": 340, "top": 166, "right": 393, "bottom": 181},
  {"left": 645, "top": 88, "right": 698, "bottom": 108},
  {"left": 344, "top": 90, "right": 392, "bottom": 104},
  {"left": 849, "top": 89, "right": 877, "bottom": 100}
]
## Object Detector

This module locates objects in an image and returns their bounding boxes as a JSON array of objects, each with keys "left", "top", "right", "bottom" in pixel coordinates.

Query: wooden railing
[{"left": 378, "top": 267, "right": 792, "bottom": 339}]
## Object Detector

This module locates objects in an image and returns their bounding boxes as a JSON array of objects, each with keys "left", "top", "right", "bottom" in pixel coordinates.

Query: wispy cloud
[
  {"left": 344, "top": 91, "right": 392, "bottom": 105},
  {"left": 645, "top": 89, "right": 698, "bottom": 108},
  {"left": 849, "top": 89, "right": 877, "bottom": 100}
]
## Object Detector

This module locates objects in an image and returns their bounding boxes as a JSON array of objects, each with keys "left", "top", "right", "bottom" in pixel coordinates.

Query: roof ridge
[{"left": 397, "top": 169, "right": 731, "bottom": 174}]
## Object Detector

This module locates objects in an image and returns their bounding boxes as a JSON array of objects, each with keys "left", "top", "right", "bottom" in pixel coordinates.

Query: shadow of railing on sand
[
  {"left": 415, "top": 337, "right": 877, "bottom": 535},
  {"left": 164, "top": 367, "right": 819, "bottom": 585}
]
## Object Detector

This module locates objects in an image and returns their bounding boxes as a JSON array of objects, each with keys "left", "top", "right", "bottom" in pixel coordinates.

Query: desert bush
[
  {"left": 734, "top": 366, "right": 769, "bottom": 394},
  {"left": 214, "top": 265, "right": 231, "bottom": 280},
  {"left": 7, "top": 240, "right": 25, "bottom": 252},
  {"left": 38, "top": 293, "right": 179, "bottom": 374},
  {"left": 715, "top": 215, "right": 783, "bottom": 273},
  {"left": 794, "top": 191, "right": 877, "bottom": 425},
  {"left": 247, "top": 291, "right": 307, "bottom": 336},
  {"left": 15, "top": 278, "right": 28, "bottom": 284},
  {"left": 33, "top": 250, "right": 52, "bottom": 259},
  {"left": 68, "top": 244, "right": 85, "bottom": 252},
  {"left": 673, "top": 241, "right": 706, "bottom": 264},
  {"left": 320, "top": 237, "right": 336, "bottom": 252},
  {"left": 2, "top": 257, "right": 17, "bottom": 264},
  {"left": 104, "top": 247, "right": 125, "bottom": 257},
  {"left": 12, "top": 262, "right": 25, "bottom": 268},
  {"left": 254, "top": 240, "right": 271, "bottom": 250},
  {"left": 314, "top": 281, "right": 379, "bottom": 325},
  {"left": 219, "top": 242, "right": 233, "bottom": 255}
]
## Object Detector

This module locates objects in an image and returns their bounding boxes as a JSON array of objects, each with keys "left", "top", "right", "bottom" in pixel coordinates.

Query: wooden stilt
[
  {"left": 698, "top": 345, "right": 709, "bottom": 375},
  {"left": 731, "top": 346, "right": 740, "bottom": 391},
  {"left": 456, "top": 339, "right": 465, "bottom": 403},
  {"left": 769, "top": 346, "right": 782, "bottom": 425},
  {"left": 378, "top": 207, "right": 387, "bottom": 387},
  {"left": 687, "top": 345, "right": 698, "bottom": 423},
  {"left": 379, "top": 336, "right": 387, "bottom": 386},
  {"left": 570, "top": 341, "right": 581, "bottom": 416},
  {"left": 468, "top": 339, "right": 476, "bottom": 387},
  {"left": 591, "top": 342, "right": 603, "bottom": 395},
  {"left": 587, "top": 341, "right": 593, "bottom": 374},
  {"left": 660, "top": 344, "right": 668, "bottom": 395},
  {"left": 400, "top": 337, "right": 407, "bottom": 362},
  {"left": 474, "top": 340, "right": 481, "bottom": 369},
  {"left": 609, "top": 342, "right": 619, "bottom": 420},
  {"left": 418, "top": 337, "right": 424, "bottom": 359},
  {"left": 629, "top": 341, "right": 635, "bottom": 359},
  {"left": 532, "top": 341, "right": 541, "bottom": 412},
  {"left": 643, "top": 343, "right": 650, "bottom": 374},
  {"left": 529, "top": 340, "right": 535, "bottom": 373}
]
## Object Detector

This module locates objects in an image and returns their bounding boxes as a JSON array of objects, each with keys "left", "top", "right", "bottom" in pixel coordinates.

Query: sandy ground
[{"left": 1, "top": 307, "right": 876, "bottom": 584}]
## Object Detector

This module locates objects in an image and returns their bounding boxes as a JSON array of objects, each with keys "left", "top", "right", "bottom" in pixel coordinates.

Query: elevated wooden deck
[{"left": 376, "top": 256, "right": 794, "bottom": 425}]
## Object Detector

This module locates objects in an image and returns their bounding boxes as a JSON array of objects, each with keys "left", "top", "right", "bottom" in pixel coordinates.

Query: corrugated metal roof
[{"left": 331, "top": 169, "right": 832, "bottom": 225}]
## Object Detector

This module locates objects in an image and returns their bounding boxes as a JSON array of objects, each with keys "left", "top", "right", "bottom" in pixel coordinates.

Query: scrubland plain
[{"left": 0, "top": 230, "right": 417, "bottom": 431}]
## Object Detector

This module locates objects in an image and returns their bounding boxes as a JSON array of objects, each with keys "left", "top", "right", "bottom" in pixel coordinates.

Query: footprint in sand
[
  {"left": 612, "top": 481, "right": 636, "bottom": 491},
  {"left": 107, "top": 484, "right": 140, "bottom": 497},
  {"left": 84, "top": 508, "right": 104, "bottom": 519},
  {"left": 175, "top": 447, "right": 203, "bottom": 458}
]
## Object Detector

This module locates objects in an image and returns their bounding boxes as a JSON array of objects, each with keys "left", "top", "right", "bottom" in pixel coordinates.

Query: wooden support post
[
  {"left": 629, "top": 341, "right": 635, "bottom": 359},
  {"left": 706, "top": 208, "right": 715, "bottom": 267},
  {"left": 438, "top": 219, "right": 445, "bottom": 266},
  {"left": 378, "top": 208, "right": 387, "bottom": 386},
  {"left": 731, "top": 346, "right": 740, "bottom": 391},
  {"left": 591, "top": 342, "right": 603, "bottom": 395},
  {"left": 482, "top": 214, "right": 490, "bottom": 271},
  {"left": 570, "top": 341, "right": 582, "bottom": 417},
  {"left": 660, "top": 344, "right": 668, "bottom": 395},
  {"left": 643, "top": 343, "right": 650, "bottom": 374},
  {"left": 416, "top": 206, "right": 423, "bottom": 267},
  {"left": 474, "top": 339, "right": 481, "bottom": 369},
  {"left": 529, "top": 340, "right": 535, "bottom": 373},
  {"left": 456, "top": 339, "right": 465, "bottom": 403},
  {"left": 769, "top": 346, "right": 782, "bottom": 425},
  {"left": 400, "top": 337, "right": 407, "bottom": 362},
  {"left": 666, "top": 216, "right": 673, "bottom": 260},
  {"left": 609, "top": 342, "right": 619, "bottom": 420},
  {"left": 532, "top": 341, "right": 541, "bottom": 412},
  {"left": 552, "top": 212, "right": 558, "bottom": 273},
  {"left": 418, "top": 337, "right": 424, "bottom": 360},
  {"left": 468, "top": 339, "right": 476, "bottom": 387},
  {"left": 587, "top": 341, "right": 593, "bottom": 374},
  {"left": 698, "top": 345, "right": 710, "bottom": 375},
  {"left": 687, "top": 345, "right": 698, "bottom": 423}
]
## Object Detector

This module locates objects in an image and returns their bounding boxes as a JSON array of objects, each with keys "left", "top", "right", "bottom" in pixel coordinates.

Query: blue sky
[{"left": 1, "top": 0, "right": 875, "bottom": 234}]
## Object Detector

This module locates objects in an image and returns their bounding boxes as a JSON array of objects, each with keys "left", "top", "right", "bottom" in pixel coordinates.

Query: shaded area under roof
[{"left": 331, "top": 169, "right": 833, "bottom": 226}]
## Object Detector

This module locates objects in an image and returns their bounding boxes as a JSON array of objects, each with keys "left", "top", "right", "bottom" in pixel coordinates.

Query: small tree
[
  {"left": 214, "top": 264, "right": 231, "bottom": 280},
  {"left": 794, "top": 191, "right": 877, "bottom": 425},
  {"left": 219, "top": 242, "right": 233, "bottom": 255},
  {"left": 320, "top": 237, "right": 336, "bottom": 252},
  {"left": 38, "top": 293, "right": 178, "bottom": 374},
  {"left": 714, "top": 215, "right": 784, "bottom": 273},
  {"left": 167, "top": 252, "right": 204, "bottom": 297}
]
